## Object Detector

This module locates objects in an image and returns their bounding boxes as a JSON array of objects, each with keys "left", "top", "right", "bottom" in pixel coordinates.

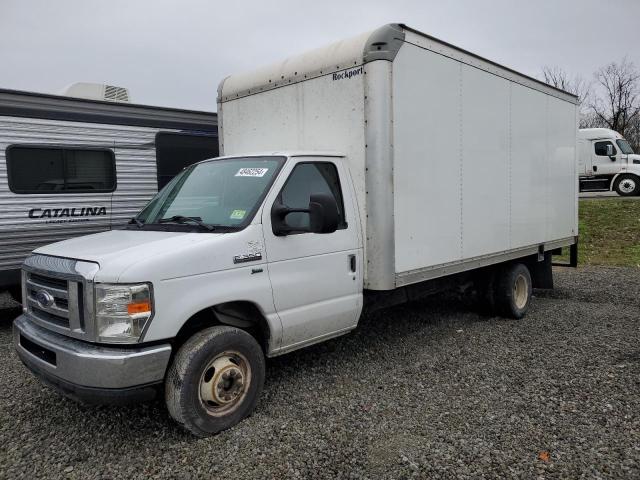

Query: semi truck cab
[{"left": 578, "top": 128, "right": 640, "bottom": 195}]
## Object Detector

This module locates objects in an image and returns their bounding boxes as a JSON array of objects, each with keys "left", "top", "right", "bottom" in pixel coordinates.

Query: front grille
[
  {"left": 55, "top": 298, "right": 69, "bottom": 310},
  {"left": 26, "top": 285, "right": 68, "bottom": 311},
  {"left": 30, "top": 306, "right": 70, "bottom": 328},
  {"left": 22, "top": 254, "right": 96, "bottom": 342},
  {"left": 29, "top": 273, "right": 67, "bottom": 290},
  {"left": 25, "top": 271, "right": 80, "bottom": 333}
]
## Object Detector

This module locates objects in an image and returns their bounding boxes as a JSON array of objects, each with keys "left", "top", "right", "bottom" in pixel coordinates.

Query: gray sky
[{"left": 1, "top": 0, "right": 638, "bottom": 112}]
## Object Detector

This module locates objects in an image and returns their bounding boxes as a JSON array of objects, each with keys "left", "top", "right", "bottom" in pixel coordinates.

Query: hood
[
  {"left": 32, "top": 228, "right": 254, "bottom": 283},
  {"left": 628, "top": 153, "right": 640, "bottom": 165},
  {"left": 35, "top": 229, "right": 216, "bottom": 265}
]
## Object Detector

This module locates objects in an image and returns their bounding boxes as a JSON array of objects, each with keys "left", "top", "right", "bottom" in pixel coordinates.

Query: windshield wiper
[
  {"left": 158, "top": 215, "right": 214, "bottom": 231},
  {"left": 129, "top": 217, "right": 144, "bottom": 228}
]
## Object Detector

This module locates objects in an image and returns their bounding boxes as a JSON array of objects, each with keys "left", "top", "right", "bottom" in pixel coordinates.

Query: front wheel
[
  {"left": 165, "top": 326, "right": 265, "bottom": 437},
  {"left": 613, "top": 174, "right": 640, "bottom": 196}
]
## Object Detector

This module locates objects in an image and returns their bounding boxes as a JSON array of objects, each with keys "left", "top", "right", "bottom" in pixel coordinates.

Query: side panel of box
[
  {"left": 391, "top": 46, "right": 464, "bottom": 271},
  {"left": 391, "top": 41, "right": 577, "bottom": 282}
]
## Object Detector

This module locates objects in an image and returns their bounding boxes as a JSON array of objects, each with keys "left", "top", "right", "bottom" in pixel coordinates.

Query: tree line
[{"left": 542, "top": 59, "right": 640, "bottom": 151}]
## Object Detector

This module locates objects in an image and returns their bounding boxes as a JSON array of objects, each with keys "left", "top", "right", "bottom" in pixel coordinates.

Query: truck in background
[
  {"left": 13, "top": 24, "right": 578, "bottom": 436},
  {"left": 578, "top": 128, "right": 640, "bottom": 196},
  {"left": 0, "top": 87, "right": 218, "bottom": 297}
]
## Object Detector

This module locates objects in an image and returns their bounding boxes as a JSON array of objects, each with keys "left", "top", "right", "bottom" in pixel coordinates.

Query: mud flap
[{"left": 529, "top": 252, "right": 554, "bottom": 289}]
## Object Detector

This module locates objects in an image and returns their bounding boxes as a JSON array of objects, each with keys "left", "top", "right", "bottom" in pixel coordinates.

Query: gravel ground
[{"left": 0, "top": 266, "right": 639, "bottom": 479}]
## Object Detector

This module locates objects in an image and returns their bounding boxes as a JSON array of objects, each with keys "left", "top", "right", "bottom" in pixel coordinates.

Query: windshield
[
  {"left": 616, "top": 139, "right": 635, "bottom": 154},
  {"left": 136, "top": 156, "right": 285, "bottom": 230}
]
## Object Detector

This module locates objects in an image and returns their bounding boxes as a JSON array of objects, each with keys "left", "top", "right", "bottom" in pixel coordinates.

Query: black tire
[
  {"left": 613, "top": 174, "right": 640, "bottom": 196},
  {"left": 494, "top": 263, "right": 532, "bottom": 319},
  {"left": 165, "top": 326, "right": 265, "bottom": 437}
]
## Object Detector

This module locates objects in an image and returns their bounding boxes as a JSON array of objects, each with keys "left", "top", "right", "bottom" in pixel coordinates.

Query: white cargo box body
[{"left": 218, "top": 24, "right": 578, "bottom": 290}]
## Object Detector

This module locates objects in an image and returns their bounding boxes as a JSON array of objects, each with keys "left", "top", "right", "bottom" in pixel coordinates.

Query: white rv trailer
[
  {"left": 14, "top": 24, "right": 578, "bottom": 436},
  {"left": 0, "top": 88, "right": 218, "bottom": 293}
]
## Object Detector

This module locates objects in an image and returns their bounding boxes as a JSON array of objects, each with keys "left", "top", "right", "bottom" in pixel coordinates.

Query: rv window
[
  {"left": 6, "top": 146, "right": 116, "bottom": 194},
  {"left": 155, "top": 132, "right": 219, "bottom": 190},
  {"left": 594, "top": 141, "right": 617, "bottom": 156}
]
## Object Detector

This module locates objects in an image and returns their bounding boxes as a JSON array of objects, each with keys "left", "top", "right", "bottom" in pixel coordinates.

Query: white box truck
[
  {"left": 13, "top": 24, "right": 578, "bottom": 436},
  {"left": 578, "top": 128, "right": 640, "bottom": 195}
]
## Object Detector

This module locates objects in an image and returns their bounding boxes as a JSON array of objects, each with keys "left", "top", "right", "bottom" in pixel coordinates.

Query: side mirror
[
  {"left": 607, "top": 144, "right": 616, "bottom": 160},
  {"left": 271, "top": 193, "right": 339, "bottom": 236}
]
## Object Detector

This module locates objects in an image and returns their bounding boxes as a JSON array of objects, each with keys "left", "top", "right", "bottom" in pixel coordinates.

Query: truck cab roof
[
  {"left": 578, "top": 128, "right": 623, "bottom": 141},
  {"left": 197, "top": 151, "right": 345, "bottom": 165}
]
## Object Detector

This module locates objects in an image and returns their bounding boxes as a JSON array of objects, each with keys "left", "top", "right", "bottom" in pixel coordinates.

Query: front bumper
[{"left": 13, "top": 314, "right": 172, "bottom": 404}]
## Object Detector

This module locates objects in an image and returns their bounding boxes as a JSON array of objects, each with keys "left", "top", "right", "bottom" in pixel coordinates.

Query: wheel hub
[
  {"left": 199, "top": 354, "right": 248, "bottom": 412},
  {"left": 513, "top": 274, "right": 528, "bottom": 310},
  {"left": 620, "top": 179, "right": 636, "bottom": 193}
]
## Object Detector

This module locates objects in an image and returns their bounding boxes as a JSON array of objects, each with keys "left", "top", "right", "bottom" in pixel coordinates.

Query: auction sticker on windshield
[
  {"left": 235, "top": 168, "right": 269, "bottom": 177},
  {"left": 230, "top": 210, "right": 246, "bottom": 220}
]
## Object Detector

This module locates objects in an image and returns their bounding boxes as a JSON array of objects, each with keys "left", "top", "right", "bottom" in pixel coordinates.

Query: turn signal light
[{"left": 128, "top": 302, "right": 152, "bottom": 315}]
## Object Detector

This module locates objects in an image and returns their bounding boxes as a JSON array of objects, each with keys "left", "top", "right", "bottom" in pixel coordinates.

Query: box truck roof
[{"left": 218, "top": 23, "right": 578, "bottom": 105}]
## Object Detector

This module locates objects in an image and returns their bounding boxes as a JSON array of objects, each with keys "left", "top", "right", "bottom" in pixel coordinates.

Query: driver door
[
  {"left": 592, "top": 140, "right": 618, "bottom": 175},
  {"left": 262, "top": 157, "right": 362, "bottom": 353}
]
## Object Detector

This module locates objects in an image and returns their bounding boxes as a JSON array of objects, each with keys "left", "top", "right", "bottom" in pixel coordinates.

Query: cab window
[
  {"left": 277, "top": 162, "right": 347, "bottom": 232},
  {"left": 594, "top": 141, "right": 617, "bottom": 156},
  {"left": 616, "top": 139, "right": 635, "bottom": 155}
]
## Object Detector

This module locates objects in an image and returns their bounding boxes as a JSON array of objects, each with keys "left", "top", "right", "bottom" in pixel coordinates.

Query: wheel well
[
  {"left": 472, "top": 253, "right": 554, "bottom": 290},
  {"left": 173, "top": 301, "right": 271, "bottom": 353},
  {"left": 613, "top": 172, "right": 640, "bottom": 186}
]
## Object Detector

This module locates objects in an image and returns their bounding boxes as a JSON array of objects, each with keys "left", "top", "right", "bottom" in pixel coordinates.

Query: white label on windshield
[{"left": 235, "top": 167, "right": 268, "bottom": 177}]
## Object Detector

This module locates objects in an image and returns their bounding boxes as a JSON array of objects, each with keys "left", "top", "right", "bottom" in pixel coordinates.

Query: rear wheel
[
  {"left": 165, "top": 326, "right": 265, "bottom": 437},
  {"left": 494, "top": 263, "right": 532, "bottom": 319},
  {"left": 613, "top": 174, "right": 640, "bottom": 196}
]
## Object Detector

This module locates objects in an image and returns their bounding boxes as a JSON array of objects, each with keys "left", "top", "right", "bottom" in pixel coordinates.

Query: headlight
[{"left": 95, "top": 283, "right": 153, "bottom": 343}]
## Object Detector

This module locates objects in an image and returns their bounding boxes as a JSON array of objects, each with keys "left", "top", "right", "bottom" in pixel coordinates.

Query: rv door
[{"left": 110, "top": 143, "right": 156, "bottom": 228}]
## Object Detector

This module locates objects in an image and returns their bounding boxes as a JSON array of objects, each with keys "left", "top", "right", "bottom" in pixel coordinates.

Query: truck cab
[
  {"left": 578, "top": 128, "right": 640, "bottom": 196},
  {"left": 14, "top": 152, "right": 364, "bottom": 434}
]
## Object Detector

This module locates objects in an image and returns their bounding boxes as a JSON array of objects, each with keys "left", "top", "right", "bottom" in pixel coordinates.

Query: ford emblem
[{"left": 35, "top": 290, "right": 55, "bottom": 308}]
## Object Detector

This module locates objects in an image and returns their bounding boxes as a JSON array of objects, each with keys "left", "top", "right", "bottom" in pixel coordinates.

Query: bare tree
[
  {"left": 541, "top": 66, "right": 593, "bottom": 127},
  {"left": 541, "top": 66, "right": 591, "bottom": 103},
  {"left": 589, "top": 57, "right": 640, "bottom": 139}
]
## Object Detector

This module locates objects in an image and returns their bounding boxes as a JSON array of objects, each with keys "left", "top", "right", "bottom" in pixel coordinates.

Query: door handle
[{"left": 348, "top": 254, "right": 356, "bottom": 273}]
